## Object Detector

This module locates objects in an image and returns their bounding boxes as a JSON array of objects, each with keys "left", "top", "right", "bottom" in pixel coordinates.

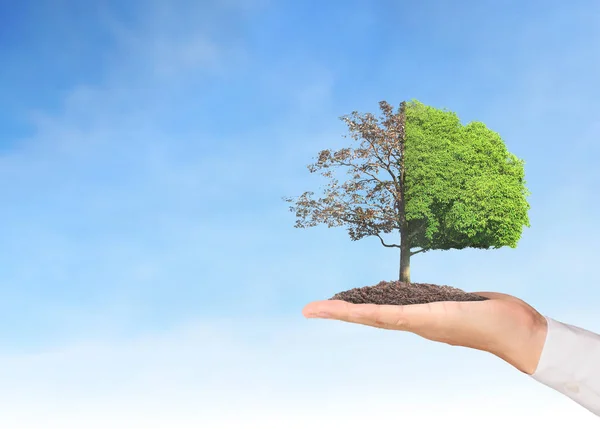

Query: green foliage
[{"left": 404, "top": 100, "right": 530, "bottom": 252}]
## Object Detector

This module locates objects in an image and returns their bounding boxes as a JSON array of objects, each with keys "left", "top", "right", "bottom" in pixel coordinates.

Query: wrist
[
  {"left": 521, "top": 313, "right": 548, "bottom": 374},
  {"left": 511, "top": 312, "right": 548, "bottom": 374},
  {"left": 492, "top": 310, "right": 548, "bottom": 375}
]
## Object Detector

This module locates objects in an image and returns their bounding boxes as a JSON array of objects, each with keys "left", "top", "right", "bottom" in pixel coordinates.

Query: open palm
[{"left": 303, "top": 291, "right": 548, "bottom": 375}]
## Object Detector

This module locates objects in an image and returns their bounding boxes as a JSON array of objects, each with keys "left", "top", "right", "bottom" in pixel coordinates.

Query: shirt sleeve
[{"left": 530, "top": 316, "right": 600, "bottom": 416}]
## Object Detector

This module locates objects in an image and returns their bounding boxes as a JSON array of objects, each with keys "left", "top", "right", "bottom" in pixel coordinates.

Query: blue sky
[{"left": 1, "top": 0, "right": 600, "bottom": 427}]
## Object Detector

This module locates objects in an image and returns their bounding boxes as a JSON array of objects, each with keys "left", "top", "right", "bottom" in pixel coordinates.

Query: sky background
[{"left": 1, "top": 0, "right": 600, "bottom": 427}]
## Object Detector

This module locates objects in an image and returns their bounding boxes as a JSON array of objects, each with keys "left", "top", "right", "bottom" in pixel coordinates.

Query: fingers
[
  {"left": 303, "top": 300, "right": 441, "bottom": 331},
  {"left": 471, "top": 291, "right": 510, "bottom": 300},
  {"left": 471, "top": 291, "right": 528, "bottom": 305}
]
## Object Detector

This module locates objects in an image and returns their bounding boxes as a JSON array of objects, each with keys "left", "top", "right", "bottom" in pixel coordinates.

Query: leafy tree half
[{"left": 283, "top": 100, "right": 530, "bottom": 283}]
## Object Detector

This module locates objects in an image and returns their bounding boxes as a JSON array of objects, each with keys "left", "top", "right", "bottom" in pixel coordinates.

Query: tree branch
[
  {"left": 336, "top": 160, "right": 385, "bottom": 185},
  {"left": 335, "top": 160, "right": 399, "bottom": 201},
  {"left": 363, "top": 136, "right": 399, "bottom": 186},
  {"left": 375, "top": 233, "right": 400, "bottom": 248},
  {"left": 410, "top": 248, "right": 428, "bottom": 256}
]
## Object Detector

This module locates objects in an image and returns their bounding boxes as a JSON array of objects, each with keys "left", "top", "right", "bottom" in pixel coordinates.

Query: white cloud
[{"left": 1, "top": 317, "right": 598, "bottom": 428}]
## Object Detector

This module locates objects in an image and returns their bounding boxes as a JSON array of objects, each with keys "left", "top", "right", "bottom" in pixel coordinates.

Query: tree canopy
[{"left": 284, "top": 100, "right": 530, "bottom": 281}]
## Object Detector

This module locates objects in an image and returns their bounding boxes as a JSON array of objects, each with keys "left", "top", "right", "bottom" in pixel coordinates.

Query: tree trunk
[
  {"left": 397, "top": 100, "right": 410, "bottom": 283},
  {"left": 399, "top": 235, "right": 411, "bottom": 283}
]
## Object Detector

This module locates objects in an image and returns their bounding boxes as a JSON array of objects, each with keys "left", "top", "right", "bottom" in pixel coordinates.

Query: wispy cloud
[
  {"left": 1, "top": 318, "right": 599, "bottom": 428},
  {"left": 2, "top": 0, "right": 600, "bottom": 425}
]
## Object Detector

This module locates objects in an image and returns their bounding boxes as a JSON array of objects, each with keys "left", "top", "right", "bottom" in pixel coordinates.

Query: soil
[{"left": 329, "top": 280, "right": 489, "bottom": 305}]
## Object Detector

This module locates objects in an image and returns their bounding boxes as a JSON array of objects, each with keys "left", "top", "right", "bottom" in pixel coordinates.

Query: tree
[{"left": 283, "top": 100, "right": 530, "bottom": 283}]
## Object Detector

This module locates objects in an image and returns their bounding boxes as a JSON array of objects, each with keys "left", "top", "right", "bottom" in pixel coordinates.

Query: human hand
[{"left": 303, "top": 292, "right": 548, "bottom": 375}]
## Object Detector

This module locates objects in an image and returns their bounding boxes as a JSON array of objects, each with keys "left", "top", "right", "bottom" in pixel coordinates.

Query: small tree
[{"left": 283, "top": 100, "right": 530, "bottom": 283}]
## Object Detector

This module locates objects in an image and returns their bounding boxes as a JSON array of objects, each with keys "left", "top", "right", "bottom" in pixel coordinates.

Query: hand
[{"left": 303, "top": 291, "right": 548, "bottom": 375}]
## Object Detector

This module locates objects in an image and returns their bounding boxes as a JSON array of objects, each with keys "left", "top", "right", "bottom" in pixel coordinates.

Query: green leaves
[{"left": 404, "top": 100, "right": 530, "bottom": 252}]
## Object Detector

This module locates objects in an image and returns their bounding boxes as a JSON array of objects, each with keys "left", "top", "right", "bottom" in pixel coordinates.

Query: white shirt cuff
[{"left": 530, "top": 316, "right": 600, "bottom": 416}]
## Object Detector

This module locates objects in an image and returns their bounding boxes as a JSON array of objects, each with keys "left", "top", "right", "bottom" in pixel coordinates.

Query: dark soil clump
[{"left": 329, "top": 280, "right": 488, "bottom": 305}]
